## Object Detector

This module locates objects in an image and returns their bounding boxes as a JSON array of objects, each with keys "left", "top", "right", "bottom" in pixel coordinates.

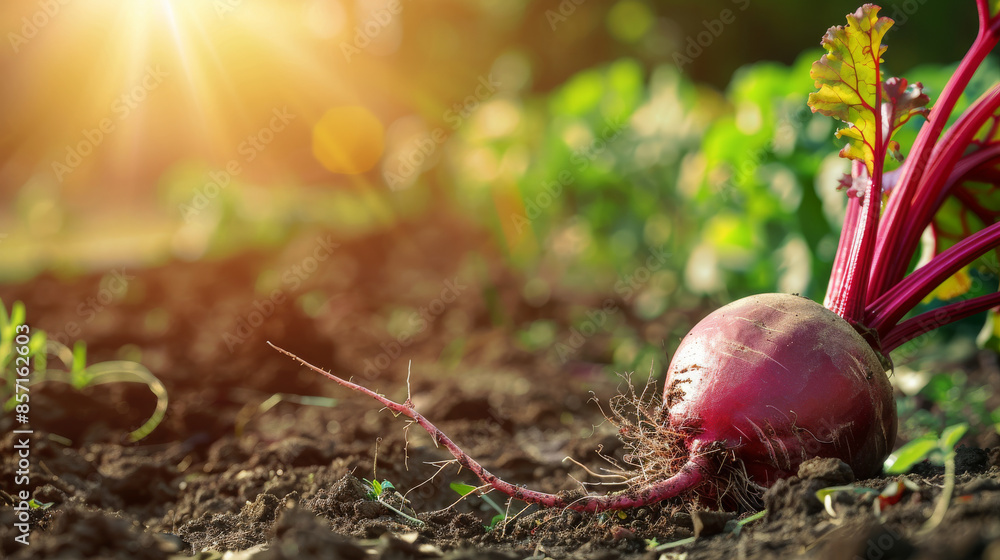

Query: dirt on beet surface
[{"left": 1, "top": 217, "right": 999, "bottom": 560}]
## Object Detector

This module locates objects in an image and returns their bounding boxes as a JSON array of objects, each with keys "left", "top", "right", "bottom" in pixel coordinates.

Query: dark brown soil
[{"left": 2, "top": 219, "right": 999, "bottom": 559}]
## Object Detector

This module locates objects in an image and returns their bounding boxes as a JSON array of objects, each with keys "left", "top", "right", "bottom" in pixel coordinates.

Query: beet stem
[
  {"left": 895, "top": 85, "right": 1000, "bottom": 265},
  {"left": 882, "top": 291, "right": 1000, "bottom": 353},
  {"left": 867, "top": 20, "right": 1000, "bottom": 300},
  {"left": 834, "top": 146, "right": 884, "bottom": 323},
  {"left": 825, "top": 163, "right": 864, "bottom": 311},
  {"left": 267, "top": 342, "right": 706, "bottom": 512},
  {"left": 866, "top": 221, "right": 1000, "bottom": 336}
]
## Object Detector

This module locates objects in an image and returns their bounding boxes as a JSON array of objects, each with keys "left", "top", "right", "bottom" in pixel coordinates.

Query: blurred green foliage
[
  {"left": 898, "top": 371, "right": 1000, "bottom": 442},
  {"left": 442, "top": 52, "right": 848, "bottom": 372},
  {"left": 444, "top": 48, "right": 996, "bottom": 374}
]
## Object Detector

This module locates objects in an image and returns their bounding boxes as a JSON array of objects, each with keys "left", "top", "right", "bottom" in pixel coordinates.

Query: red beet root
[{"left": 664, "top": 294, "right": 895, "bottom": 487}]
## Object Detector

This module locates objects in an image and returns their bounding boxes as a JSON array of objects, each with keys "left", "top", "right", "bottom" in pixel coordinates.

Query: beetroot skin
[{"left": 665, "top": 293, "right": 896, "bottom": 486}]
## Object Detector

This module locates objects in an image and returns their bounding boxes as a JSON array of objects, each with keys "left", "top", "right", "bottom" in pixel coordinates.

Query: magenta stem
[
  {"left": 947, "top": 144, "right": 1000, "bottom": 196},
  {"left": 882, "top": 291, "right": 1000, "bottom": 353},
  {"left": 825, "top": 165, "right": 864, "bottom": 310},
  {"left": 267, "top": 342, "right": 707, "bottom": 512},
  {"left": 923, "top": 85, "right": 1000, "bottom": 205},
  {"left": 866, "top": 221, "right": 1000, "bottom": 338},
  {"left": 902, "top": 85, "right": 1000, "bottom": 247},
  {"left": 830, "top": 154, "right": 885, "bottom": 323},
  {"left": 980, "top": 0, "right": 1000, "bottom": 35},
  {"left": 867, "top": 12, "right": 1000, "bottom": 301}
]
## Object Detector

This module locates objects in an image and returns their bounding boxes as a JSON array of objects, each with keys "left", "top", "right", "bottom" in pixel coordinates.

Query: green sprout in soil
[
  {"left": 450, "top": 482, "right": 507, "bottom": 530},
  {"left": 885, "top": 423, "right": 969, "bottom": 532},
  {"left": 818, "top": 423, "right": 967, "bottom": 528},
  {"left": 1, "top": 298, "right": 167, "bottom": 442},
  {"left": 363, "top": 478, "right": 425, "bottom": 526},
  {"left": 884, "top": 422, "right": 969, "bottom": 475},
  {"left": 1, "top": 300, "right": 46, "bottom": 406},
  {"left": 28, "top": 499, "right": 54, "bottom": 511}
]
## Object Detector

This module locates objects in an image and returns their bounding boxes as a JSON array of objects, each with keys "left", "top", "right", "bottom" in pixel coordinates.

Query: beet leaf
[
  {"left": 807, "top": 5, "right": 892, "bottom": 174},
  {"left": 808, "top": 4, "right": 895, "bottom": 324},
  {"left": 808, "top": 1, "right": 1000, "bottom": 354}
]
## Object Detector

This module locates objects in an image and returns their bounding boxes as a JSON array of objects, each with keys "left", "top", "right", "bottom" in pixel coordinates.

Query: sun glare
[{"left": 1, "top": 0, "right": 390, "bottom": 202}]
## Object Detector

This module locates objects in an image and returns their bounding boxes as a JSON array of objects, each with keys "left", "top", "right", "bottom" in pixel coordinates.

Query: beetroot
[
  {"left": 664, "top": 294, "right": 895, "bottom": 486},
  {"left": 271, "top": 2, "right": 1000, "bottom": 512}
]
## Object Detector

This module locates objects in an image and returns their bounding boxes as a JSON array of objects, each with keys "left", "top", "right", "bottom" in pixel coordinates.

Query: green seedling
[
  {"left": 450, "top": 482, "right": 506, "bottom": 530},
  {"left": 655, "top": 535, "right": 696, "bottom": 551},
  {"left": 730, "top": 510, "right": 766, "bottom": 535},
  {"left": 363, "top": 478, "right": 424, "bottom": 526},
  {"left": 44, "top": 338, "right": 168, "bottom": 442},
  {"left": 820, "top": 423, "right": 968, "bottom": 526},
  {"left": 884, "top": 423, "right": 968, "bottom": 475},
  {"left": 915, "top": 423, "right": 968, "bottom": 532},
  {"left": 1, "top": 299, "right": 46, "bottom": 409},
  {"left": 28, "top": 499, "right": 53, "bottom": 510},
  {"left": 1, "top": 298, "right": 167, "bottom": 442},
  {"left": 364, "top": 478, "right": 394, "bottom": 501}
]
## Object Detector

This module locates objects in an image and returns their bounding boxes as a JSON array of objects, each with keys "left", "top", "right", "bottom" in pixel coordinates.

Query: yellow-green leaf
[
  {"left": 884, "top": 436, "right": 937, "bottom": 474},
  {"left": 450, "top": 482, "right": 478, "bottom": 497},
  {"left": 939, "top": 423, "right": 968, "bottom": 452},
  {"left": 808, "top": 4, "right": 893, "bottom": 174}
]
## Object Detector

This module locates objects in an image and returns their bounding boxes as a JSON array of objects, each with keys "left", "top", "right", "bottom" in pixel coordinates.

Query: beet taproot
[{"left": 664, "top": 294, "right": 896, "bottom": 487}]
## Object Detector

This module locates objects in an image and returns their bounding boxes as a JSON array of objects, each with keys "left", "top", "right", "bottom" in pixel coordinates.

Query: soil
[{"left": 2, "top": 218, "right": 999, "bottom": 560}]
